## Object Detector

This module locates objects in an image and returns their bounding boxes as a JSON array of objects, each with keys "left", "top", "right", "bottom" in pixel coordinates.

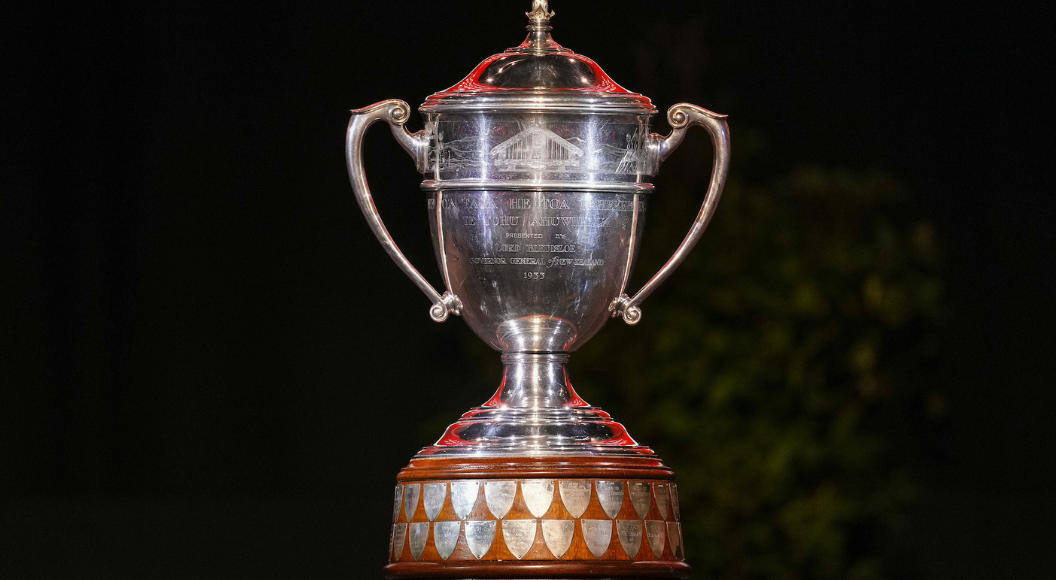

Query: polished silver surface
[
  {"left": 502, "top": 519, "right": 537, "bottom": 559},
  {"left": 484, "top": 480, "right": 517, "bottom": 519},
  {"left": 617, "top": 519, "right": 643, "bottom": 558},
  {"left": 451, "top": 480, "right": 480, "bottom": 520},
  {"left": 596, "top": 480, "right": 625, "bottom": 519},
  {"left": 403, "top": 483, "right": 420, "bottom": 522},
  {"left": 522, "top": 479, "right": 556, "bottom": 518},
  {"left": 670, "top": 483, "right": 681, "bottom": 521},
  {"left": 541, "top": 519, "right": 575, "bottom": 558},
  {"left": 645, "top": 520, "right": 666, "bottom": 558},
  {"left": 466, "top": 520, "right": 497, "bottom": 559},
  {"left": 347, "top": 1, "right": 730, "bottom": 464},
  {"left": 581, "top": 519, "right": 613, "bottom": 558},
  {"left": 423, "top": 482, "right": 446, "bottom": 521},
  {"left": 409, "top": 522, "right": 430, "bottom": 561},
  {"left": 628, "top": 482, "right": 651, "bottom": 519},
  {"left": 559, "top": 480, "right": 591, "bottom": 518},
  {"left": 667, "top": 522, "right": 683, "bottom": 560},
  {"left": 653, "top": 482, "right": 670, "bottom": 520},
  {"left": 392, "top": 485, "right": 402, "bottom": 523},
  {"left": 434, "top": 521, "right": 460, "bottom": 560},
  {"left": 392, "top": 523, "right": 407, "bottom": 561}
]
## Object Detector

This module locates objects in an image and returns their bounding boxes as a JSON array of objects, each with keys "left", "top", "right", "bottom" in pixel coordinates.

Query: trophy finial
[{"left": 527, "top": 0, "right": 555, "bottom": 25}]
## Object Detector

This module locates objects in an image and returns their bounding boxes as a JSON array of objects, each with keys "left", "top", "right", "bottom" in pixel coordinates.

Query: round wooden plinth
[{"left": 384, "top": 456, "right": 689, "bottom": 580}]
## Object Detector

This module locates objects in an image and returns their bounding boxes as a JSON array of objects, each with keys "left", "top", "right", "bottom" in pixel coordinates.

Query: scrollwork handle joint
[
  {"left": 609, "top": 294, "right": 643, "bottom": 326},
  {"left": 430, "top": 292, "right": 464, "bottom": 323}
]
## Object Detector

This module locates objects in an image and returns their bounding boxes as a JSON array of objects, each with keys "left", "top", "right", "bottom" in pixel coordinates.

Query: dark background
[{"left": 3, "top": 1, "right": 1053, "bottom": 578}]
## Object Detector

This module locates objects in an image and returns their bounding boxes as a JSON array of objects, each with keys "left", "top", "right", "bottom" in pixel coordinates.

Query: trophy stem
[{"left": 484, "top": 352, "right": 586, "bottom": 409}]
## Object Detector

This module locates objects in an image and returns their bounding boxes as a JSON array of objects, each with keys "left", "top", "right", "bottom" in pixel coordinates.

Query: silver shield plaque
[
  {"left": 423, "top": 482, "right": 447, "bottom": 521},
  {"left": 409, "top": 522, "right": 429, "bottom": 561},
  {"left": 465, "top": 520, "right": 497, "bottom": 559},
  {"left": 502, "top": 519, "right": 537, "bottom": 559},
  {"left": 582, "top": 519, "right": 613, "bottom": 558},
  {"left": 403, "top": 483, "right": 420, "bottom": 522},
  {"left": 628, "top": 482, "right": 651, "bottom": 519},
  {"left": 391, "top": 523, "right": 407, "bottom": 561},
  {"left": 596, "top": 480, "right": 625, "bottom": 519},
  {"left": 617, "top": 519, "right": 643, "bottom": 558},
  {"left": 521, "top": 479, "right": 555, "bottom": 518},
  {"left": 670, "top": 483, "right": 681, "bottom": 521},
  {"left": 645, "top": 520, "right": 666, "bottom": 558},
  {"left": 653, "top": 483, "right": 670, "bottom": 520},
  {"left": 559, "top": 480, "right": 591, "bottom": 519},
  {"left": 541, "top": 519, "right": 574, "bottom": 558},
  {"left": 451, "top": 480, "right": 480, "bottom": 520},
  {"left": 392, "top": 485, "right": 402, "bottom": 523},
  {"left": 434, "top": 521, "right": 460, "bottom": 560},
  {"left": 667, "top": 521, "right": 682, "bottom": 560},
  {"left": 484, "top": 480, "right": 516, "bottom": 519}
]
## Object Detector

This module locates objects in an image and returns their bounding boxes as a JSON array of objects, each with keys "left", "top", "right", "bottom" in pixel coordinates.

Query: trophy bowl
[{"left": 345, "top": 2, "right": 729, "bottom": 577}]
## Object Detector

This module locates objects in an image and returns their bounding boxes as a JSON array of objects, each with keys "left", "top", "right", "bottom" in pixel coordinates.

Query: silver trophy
[{"left": 347, "top": 2, "right": 729, "bottom": 574}]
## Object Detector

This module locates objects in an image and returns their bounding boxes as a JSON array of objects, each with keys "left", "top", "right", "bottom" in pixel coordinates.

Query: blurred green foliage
[{"left": 573, "top": 155, "right": 947, "bottom": 579}]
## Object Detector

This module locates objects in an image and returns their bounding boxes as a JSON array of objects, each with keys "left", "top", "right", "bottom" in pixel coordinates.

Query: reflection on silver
[
  {"left": 667, "top": 522, "right": 682, "bottom": 560},
  {"left": 596, "top": 481, "right": 625, "bottom": 519},
  {"left": 403, "top": 484, "right": 420, "bottom": 522},
  {"left": 392, "top": 485, "right": 402, "bottom": 523},
  {"left": 645, "top": 520, "right": 666, "bottom": 558},
  {"left": 451, "top": 480, "right": 480, "bottom": 520},
  {"left": 670, "top": 483, "right": 681, "bottom": 521},
  {"left": 392, "top": 523, "right": 407, "bottom": 561},
  {"left": 541, "top": 519, "right": 574, "bottom": 558},
  {"left": 582, "top": 519, "right": 613, "bottom": 558},
  {"left": 559, "top": 480, "right": 591, "bottom": 518},
  {"left": 502, "top": 519, "right": 537, "bottom": 559},
  {"left": 409, "top": 522, "right": 429, "bottom": 561},
  {"left": 617, "top": 520, "right": 643, "bottom": 558},
  {"left": 424, "top": 482, "right": 447, "bottom": 521},
  {"left": 466, "top": 520, "right": 497, "bottom": 559},
  {"left": 485, "top": 481, "right": 517, "bottom": 519},
  {"left": 434, "top": 521, "right": 460, "bottom": 560},
  {"left": 653, "top": 483, "right": 669, "bottom": 520},
  {"left": 521, "top": 479, "right": 555, "bottom": 518},
  {"left": 628, "top": 482, "right": 651, "bottom": 519}
]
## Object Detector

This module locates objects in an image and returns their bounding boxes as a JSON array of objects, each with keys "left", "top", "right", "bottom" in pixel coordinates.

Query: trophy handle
[
  {"left": 611, "top": 103, "right": 731, "bottom": 325},
  {"left": 346, "top": 100, "right": 463, "bottom": 323}
]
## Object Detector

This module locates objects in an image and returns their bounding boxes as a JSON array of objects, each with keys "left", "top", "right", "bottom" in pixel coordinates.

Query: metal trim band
[{"left": 421, "top": 180, "right": 655, "bottom": 194}]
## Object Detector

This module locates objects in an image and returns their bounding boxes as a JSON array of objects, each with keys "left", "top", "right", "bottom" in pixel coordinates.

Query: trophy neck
[{"left": 487, "top": 353, "right": 584, "bottom": 409}]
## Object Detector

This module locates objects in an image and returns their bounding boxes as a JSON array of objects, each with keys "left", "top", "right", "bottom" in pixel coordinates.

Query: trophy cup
[{"left": 346, "top": 2, "right": 729, "bottom": 577}]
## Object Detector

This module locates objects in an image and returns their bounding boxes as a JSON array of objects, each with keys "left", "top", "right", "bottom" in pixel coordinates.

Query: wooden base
[{"left": 386, "top": 455, "right": 688, "bottom": 579}]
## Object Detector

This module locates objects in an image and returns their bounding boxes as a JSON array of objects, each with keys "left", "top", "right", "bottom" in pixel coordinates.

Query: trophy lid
[{"left": 420, "top": 1, "right": 656, "bottom": 114}]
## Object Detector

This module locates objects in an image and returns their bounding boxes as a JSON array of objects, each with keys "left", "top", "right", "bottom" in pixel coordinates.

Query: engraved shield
[
  {"left": 670, "top": 483, "right": 681, "bottom": 521},
  {"left": 392, "top": 485, "right": 402, "bottom": 523},
  {"left": 484, "top": 480, "right": 516, "bottom": 519},
  {"left": 559, "top": 480, "right": 591, "bottom": 519},
  {"left": 628, "top": 482, "right": 651, "bottom": 519},
  {"left": 596, "top": 481, "right": 625, "bottom": 519},
  {"left": 391, "top": 523, "right": 407, "bottom": 561},
  {"left": 409, "top": 522, "right": 429, "bottom": 561},
  {"left": 434, "top": 521, "right": 460, "bottom": 560},
  {"left": 403, "top": 483, "right": 421, "bottom": 522},
  {"left": 423, "top": 482, "right": 447, "bottom": 521},
  {"left": 645, "top": 520, "right": 666, "bottom": 558},
  {"left": 521, "top": 479, "right": 555, "bottom": 518},
  {"left": 581, "top": 519, "right": 613, "bottom": 558},
  {"left": 542, "top": 519, "right": 574, "bottom": 558},
  {"left": 653, "top": 483, "right": 669, "bottom": 520},
  {"left": 617, "top": 519, "right": 643, "bottom": 558},
  {"left": 466, "top": 520, "right": 497, "bottom": 559},
  {"left": 667, "top": 521, "right": 682, "bottom": 560},
  {"left": 502, "top": 519, "right": 537, "bottom": 560},
  {"left": 451, "top": 480, "right": 480, "bottom": 520}
]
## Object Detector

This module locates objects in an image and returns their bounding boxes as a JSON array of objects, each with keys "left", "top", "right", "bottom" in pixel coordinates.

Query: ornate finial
[{"left": 527, "top": 0, "right": 555, "bottom": 25}]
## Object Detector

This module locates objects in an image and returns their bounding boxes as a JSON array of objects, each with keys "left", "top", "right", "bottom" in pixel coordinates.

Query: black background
[{"left": 3, "top": 1, "right": 1053, "bottom": 578}]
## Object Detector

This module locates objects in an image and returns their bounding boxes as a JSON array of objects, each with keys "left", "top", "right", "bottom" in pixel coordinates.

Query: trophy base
[{"left": 385, "top": 456, "right": 688, "bottom": 579}]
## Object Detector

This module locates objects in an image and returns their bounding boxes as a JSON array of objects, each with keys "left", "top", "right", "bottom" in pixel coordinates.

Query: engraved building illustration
[{"left": 490, "top": 126, "right": 584, "bottom": 171}]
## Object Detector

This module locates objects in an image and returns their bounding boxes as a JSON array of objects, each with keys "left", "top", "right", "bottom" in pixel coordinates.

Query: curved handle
[
  {"left": 610, "top": 103, "right": 731, "bottom": 325},
  {"left": 346, "top": 100, "right": 462, "bottom": 323}
]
